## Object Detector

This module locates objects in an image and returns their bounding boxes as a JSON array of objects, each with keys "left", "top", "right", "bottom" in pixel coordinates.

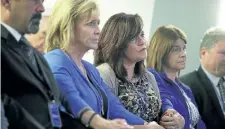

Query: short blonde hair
[
  {"left": 45, "top": 0, "right": 99, "bottom": 52},
  {"left": 147, "top": 25, "right": 187, "bottom": 72}
]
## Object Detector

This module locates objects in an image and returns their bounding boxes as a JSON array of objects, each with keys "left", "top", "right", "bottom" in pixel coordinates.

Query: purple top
[{"left": 148, "top": 68, "right": 206, "bottom": 129}]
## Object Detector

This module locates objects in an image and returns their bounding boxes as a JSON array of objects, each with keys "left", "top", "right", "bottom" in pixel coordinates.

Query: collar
[
  {"left": 1, "top": 22, "right": 22, "bottom": 42},
  {"left": 201, "top": 65, "right": 225, "bottom": 86}
]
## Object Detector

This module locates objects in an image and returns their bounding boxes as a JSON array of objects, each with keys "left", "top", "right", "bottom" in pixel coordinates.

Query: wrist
[{"left": 90, "top": 114, "right": 108, "bottom": 129}]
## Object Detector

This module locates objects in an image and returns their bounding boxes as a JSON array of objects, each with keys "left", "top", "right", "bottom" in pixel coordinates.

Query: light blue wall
[{"left": 150, "top": 0, "right": 221, "bottom": 75}]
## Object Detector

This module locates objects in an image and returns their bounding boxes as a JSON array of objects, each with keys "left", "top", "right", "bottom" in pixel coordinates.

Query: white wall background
[
  {"left": 150, "top": 0, "right": 223, "bottom": 75},
  {"left": 43, "top": 0, "right": 156, "bottom": 64}
]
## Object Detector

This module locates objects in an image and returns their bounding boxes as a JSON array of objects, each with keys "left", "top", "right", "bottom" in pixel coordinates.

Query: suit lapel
[
  {"left": 1, "top": 25, "right": 50, "bottom": 100},
  {"left": 197, "top": 67, "right": 224, "bottom": 116}
]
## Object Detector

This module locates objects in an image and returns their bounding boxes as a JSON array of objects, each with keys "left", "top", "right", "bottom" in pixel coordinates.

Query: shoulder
[
  {"left": 144, "top": 70, "right": 155, "bottom": 79},
  {"left": 97, "top": 63, "right": 115, "bottom": 77},
  {"left": 180, "top": 70, "right": 198, "bottom": 83},
  {"left": 180, "top": 82, "right": 192, "bottom": 92},
  {"left": 44, "top": 49, "right": 73, "bottom": 72},
  {"left": 147, "top": 68, "right": 164, "bottom": 83},
  {"left": 180, "top": 70, "right": 200, "bottom": 90},
  {"left": 144, "top": 70, "right": 158, "bottom": 86},
  {"left": 97, "top": 63, "right": 112, "bottom": 73}
]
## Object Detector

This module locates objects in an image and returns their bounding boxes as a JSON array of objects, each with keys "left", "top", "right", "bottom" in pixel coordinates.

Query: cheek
[
  {"left": 127, "top": 45, "right": 139, "bottom": 56},
  {"left": 168, "top": 55, "right": 178, "bottom": 67},
  {"left": 216, "top": 57, "right": 225, "bottom": 67}
]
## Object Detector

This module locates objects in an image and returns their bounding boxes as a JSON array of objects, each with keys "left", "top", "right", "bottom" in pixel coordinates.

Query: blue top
[
  {"left": 44, "top": 49, "right": 144, "bottom": 125},
  {"left": 148, "top": 68, "right": 206, "bottom": 129}
]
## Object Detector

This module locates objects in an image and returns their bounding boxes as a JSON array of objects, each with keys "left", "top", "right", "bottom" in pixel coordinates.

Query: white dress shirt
[{"left": 1, "top": 22, "right": 22, "bottom": 42}]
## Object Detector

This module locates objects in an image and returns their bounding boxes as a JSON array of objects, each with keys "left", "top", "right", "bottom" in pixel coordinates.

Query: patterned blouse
[{"left": 118, "top": 74, "right": 160, "bottom": 122}]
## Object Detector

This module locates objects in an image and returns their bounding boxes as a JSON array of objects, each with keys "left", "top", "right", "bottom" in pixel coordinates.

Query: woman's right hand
[
  {"left": 159, "top": 109, "right": 184, "bottom": 129},
  {"left": 95, "top": 118, "right": 134, "bottom": 129},
  {"left": 147, "top": 121, "right": 165, "bottom": 129}
]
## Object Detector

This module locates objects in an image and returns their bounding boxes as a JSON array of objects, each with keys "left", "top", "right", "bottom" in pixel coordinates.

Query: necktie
[
  {"left": 19, "top": 36, "right": 38, "bottom": 70},
  {"left": 217, "top": 77, "right": 225, "bottom": 112}
]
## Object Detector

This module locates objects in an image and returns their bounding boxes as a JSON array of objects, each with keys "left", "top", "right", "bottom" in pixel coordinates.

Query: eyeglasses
[
  {"left": 130, "top": 32, "right": 145, "bottom": 44},
  {"left": 170, "top": 46, "right": 187, "bottom": 53}
]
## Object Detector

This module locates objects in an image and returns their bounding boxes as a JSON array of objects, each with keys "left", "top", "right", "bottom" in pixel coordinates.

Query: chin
[
  {"left": 136, "top": 57, "right": 146, "bottom": 62},
  {"left": 179, "top": 66, "right": 185, "bottom": 70},
  {"left": 92, "top": 45, "right": 98, "bottom": 50}
]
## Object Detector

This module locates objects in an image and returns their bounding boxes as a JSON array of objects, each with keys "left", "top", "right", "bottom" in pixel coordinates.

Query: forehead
[
  {"left": 215, "top": 40, "right": 225, "bottom": 50},
  {"left": 79, "top": 14, "right": 99, "bottom": 22},
  {"left": 173, "top": 38, "right": 186, "bottom": 47}
]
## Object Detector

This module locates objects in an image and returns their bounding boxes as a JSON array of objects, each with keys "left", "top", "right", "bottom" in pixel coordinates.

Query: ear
[
  {"left": 1, "top": 0, "right": 11, "bottom": 10},
  {"left": 200, "top": 47, "right": 208, "bottom": 59}
]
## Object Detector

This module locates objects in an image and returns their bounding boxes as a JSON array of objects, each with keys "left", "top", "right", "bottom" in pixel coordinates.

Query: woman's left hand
[{"left": 159, "top": 109, "right": 185, "bottom": 129}]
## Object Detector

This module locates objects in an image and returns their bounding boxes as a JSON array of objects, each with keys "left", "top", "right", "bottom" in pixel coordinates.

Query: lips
[
  {"left": 178, "top": 61, "right": 186, "bottom": 63},
  {"left": 140, "top": 48, "right": 146, "bottom": 51},
  {"left": 92, "top": 39, "right": 98, "bottom": 43}
]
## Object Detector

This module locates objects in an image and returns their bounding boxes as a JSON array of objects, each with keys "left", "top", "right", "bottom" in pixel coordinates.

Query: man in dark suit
[
  {"left": 1, "top": 0, "right": 61, "bottom": 129},
  {"left": 180, "top": 27, "right": 225, "bottom": 129}
]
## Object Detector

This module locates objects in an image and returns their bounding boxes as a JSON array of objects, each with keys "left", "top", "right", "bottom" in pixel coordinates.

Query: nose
[
  {"left": 179, "top": 49, "right": 186, "bottom": 57},
  {"left": 94, "top": 25, "right": 101, "bottom": 35},
  {"left": 36, "top": 2, "right": 45, "bottom": 13},
  {"left": 137, "top": 36, "right": 146, "bottom": 46}
]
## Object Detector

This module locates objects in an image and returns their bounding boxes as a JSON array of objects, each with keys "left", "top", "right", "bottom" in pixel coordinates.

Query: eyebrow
[{"left": 172, "top": 45, "right": 186, "bottom": 47}]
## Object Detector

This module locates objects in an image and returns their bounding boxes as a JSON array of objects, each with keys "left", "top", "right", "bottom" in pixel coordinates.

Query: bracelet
[
  {"left": 79, "top": 108, "right": 90, "bottom": 119},
  {"left": 86, "top": 113, "right": 98, "bottom": 127}
]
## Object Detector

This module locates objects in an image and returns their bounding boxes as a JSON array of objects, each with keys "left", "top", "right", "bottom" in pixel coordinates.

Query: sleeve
[
  {"left": 53, "top": 67, "right": 91, "bottom": 118},
  {"left": 146, "top": 71, "right": 162, "bottom": 108},
  {"left": 99, "top": 79, "right": 145, "bottom": 125},
  {"left": 97, "top": 65, "right": 117, "bottom": 95},
  {"left": 149, "top": 70, "right": 174, "bottom": 113},
  {"left": 197, "top": 119, "right": 206, "bottom": 129}
]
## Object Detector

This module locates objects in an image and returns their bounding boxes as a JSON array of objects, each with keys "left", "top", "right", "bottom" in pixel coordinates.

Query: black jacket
[
  {"left": 180, "top": 66, "right": 225, "bottom": 129},
  {"left": 1, "top": 25, "right": 60, "bottom": 129}
]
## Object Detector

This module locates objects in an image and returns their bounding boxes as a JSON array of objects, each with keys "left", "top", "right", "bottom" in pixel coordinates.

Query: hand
[
  {"left": 132, "top": 121, "right": 164, "bottom": 129},
  {"left": 160, "top": 109, "right": 185, "bottom": 129},
  {"left": 147, "top": 121, "right": 165, "bottom": 129},
  {"left": 97, "top": 119, "right": 134, "bottom": 129}
]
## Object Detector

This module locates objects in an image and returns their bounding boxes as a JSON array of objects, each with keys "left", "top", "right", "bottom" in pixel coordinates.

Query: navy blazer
[{"left": 44, "top": 49, "right": 145, "bottom": 125}]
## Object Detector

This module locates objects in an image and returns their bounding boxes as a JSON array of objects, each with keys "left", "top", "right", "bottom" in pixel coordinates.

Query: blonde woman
[{"left": 44, "top": 0, "right": 160, "bottom": 129}]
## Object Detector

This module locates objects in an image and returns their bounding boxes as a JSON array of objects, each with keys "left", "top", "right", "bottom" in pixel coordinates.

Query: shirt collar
[
  {"left": 201, "top": 65, "right": 224, "bottom": 86},
  {"left": 1, "top": 22, "right": 22, "bottom": 42}
]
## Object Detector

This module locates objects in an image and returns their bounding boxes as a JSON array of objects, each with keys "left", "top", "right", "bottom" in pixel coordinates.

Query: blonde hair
[
  {"left": 45, "top": 0, "right": 99, "bottom": 52},
  {"left": 147, "top": 25, "right": 187, "bottom": 72}
]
